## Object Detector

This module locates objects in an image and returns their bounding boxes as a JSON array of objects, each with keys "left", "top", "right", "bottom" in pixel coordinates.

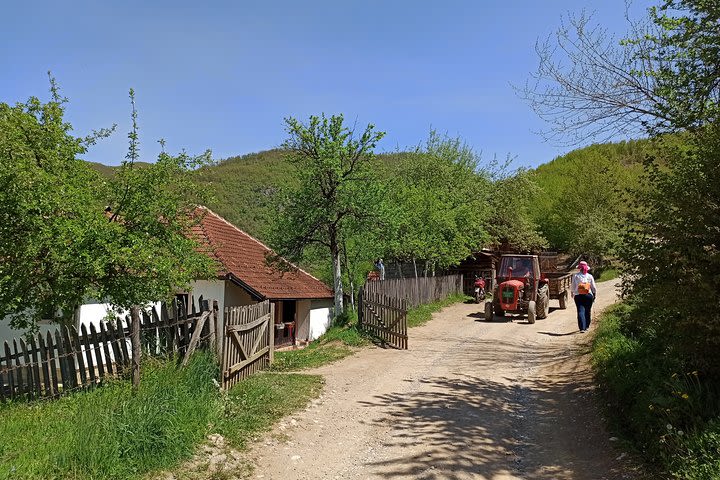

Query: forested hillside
[{"left": 527, "top": 139, "right": 650, "bottom": 265}]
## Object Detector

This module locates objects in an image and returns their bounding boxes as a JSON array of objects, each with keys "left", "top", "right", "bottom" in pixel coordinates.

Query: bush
[{"left": 592, "top": 302, "right": 720, "bottom": 479}]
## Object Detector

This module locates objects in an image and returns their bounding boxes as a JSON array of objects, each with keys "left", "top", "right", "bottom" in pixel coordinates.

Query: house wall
[
  {"left": 223, "top": 282, "right": 255, "bottom": 308},
  {"left": 295, "top": 300, "right": 311, "bottom": 342},
  {"left": 309, "top": 299, "right": 333, "bottom": 340}
]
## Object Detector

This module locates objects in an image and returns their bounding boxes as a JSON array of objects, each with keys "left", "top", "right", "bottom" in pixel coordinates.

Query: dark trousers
[{"left": 574, "top": 294, "right": 594, "bottom": 331}]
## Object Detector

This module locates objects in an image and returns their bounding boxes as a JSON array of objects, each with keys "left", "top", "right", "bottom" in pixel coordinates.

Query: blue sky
[{"left": 1, "top": 1, "right": 655, "bottom": 168}]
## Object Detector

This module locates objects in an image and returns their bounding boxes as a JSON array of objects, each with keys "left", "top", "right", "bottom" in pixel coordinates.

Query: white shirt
[{"left": 571, "top": 272, "right": 597, "bottom": 296}]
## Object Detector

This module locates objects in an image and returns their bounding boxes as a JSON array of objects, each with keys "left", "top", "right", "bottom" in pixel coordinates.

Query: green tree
[
  {"left": 485, "top": 165, "right": 548, "bottom": 252},
  {"left": 270, "top": 114, "right": 385, "bottom": 317},
  {"left": 383, "top": 132, "right": 493, "bottom": 273},
  {"left": 0, "top": 82, "right": 214, "bottom": 329}
]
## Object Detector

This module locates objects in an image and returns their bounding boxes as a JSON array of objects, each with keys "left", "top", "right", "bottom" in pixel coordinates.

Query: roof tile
[{"left": 190, "top": 207, "right": 333, "bottom": 300}]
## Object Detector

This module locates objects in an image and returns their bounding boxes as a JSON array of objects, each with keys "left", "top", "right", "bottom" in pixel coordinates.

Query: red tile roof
[{"left": 190, "top": 207, "right": 333, "bottom": 300}]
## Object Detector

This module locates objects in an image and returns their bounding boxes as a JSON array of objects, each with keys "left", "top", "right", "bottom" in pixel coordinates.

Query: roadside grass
[
  {"left": 591, "top": 302, "right": 720, "bottom": 479},
  {"left": 0, "top": 354, "right": 323, "bottom": 480},
  {"left": 407, "top": 293, "right": 469, "bottom": 328},
  {"left": 217, "top": 373, "right": 323, "bottom": 449},
  {"left": 270, "top": 317, "right": 371, "bottom": 372},
  {"left": 0, "top": 353, "right": 219, "bottom": 480},
  {"left": 597, "top": 267, "right": 619, "bottom": 282}
]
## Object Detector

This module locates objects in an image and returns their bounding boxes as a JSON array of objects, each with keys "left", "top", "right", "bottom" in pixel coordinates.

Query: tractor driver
[{"left": 514, "top": 259, "right": 533, "bottom": 278}]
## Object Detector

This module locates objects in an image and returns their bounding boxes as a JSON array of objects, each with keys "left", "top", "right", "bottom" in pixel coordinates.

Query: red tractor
[{"left": 484, "top": 254, "right": 561, "bottom": 324}]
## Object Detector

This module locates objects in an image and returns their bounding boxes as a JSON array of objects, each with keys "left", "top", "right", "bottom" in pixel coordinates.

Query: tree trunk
[
  {"left": 331, "top": 242, "right": 344, "bottom": 318},
  {"left": 397, "top": 261, "right": 403, "bottom": 279},
  {"left": 350, "top": 281, "right": 355, "bottom": 311},
  {"left": 413, "top": 257, "right": 418, "bottom": 279}
]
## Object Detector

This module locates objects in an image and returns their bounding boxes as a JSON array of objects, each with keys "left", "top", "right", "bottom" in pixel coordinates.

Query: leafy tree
[
  {"left": 270, "top": 114, "right": 385, "bottom": 317},
  {"left": 485, "top": 165, "right": 548, "bottom": 252},
  {"left": 383, "top": 132, "right": 492, "bottom": 273},
  {"left": 0, "top": 82, "right": 214, "bottom": 329}
]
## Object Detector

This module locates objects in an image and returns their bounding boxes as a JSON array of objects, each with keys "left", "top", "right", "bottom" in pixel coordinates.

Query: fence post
[
  {"left": 131, "top": 306, "right": 141, "bottom": 389},
  {"left": 268, "top": 302, "right": 275, "bottom": 365}
]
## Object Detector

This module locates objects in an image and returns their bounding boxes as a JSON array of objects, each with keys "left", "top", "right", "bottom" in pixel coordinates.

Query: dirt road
[{"left": 249, "top": 281, "right": 638, "bottom": 479}]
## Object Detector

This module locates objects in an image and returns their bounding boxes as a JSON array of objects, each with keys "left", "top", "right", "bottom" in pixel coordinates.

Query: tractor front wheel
[
  {"left": 527, "top": 301, "right": 537, "bottom": 324},
  {"left": 484, "top": 301, "right": 493, "bottom": 321}
]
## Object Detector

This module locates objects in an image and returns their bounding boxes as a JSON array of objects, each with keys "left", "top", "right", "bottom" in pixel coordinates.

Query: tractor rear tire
[
  {"left": 527, "top": 301, "right": 537, "bottom": 324},
  {"left": 484, "top": 301, "right": 493, "bottom": 321},
  {"left": 559, "top": 291, "right": 568, "bottom": 310},
  {"left": 537, "top": 286, "right": 550, "bottom": 319}
]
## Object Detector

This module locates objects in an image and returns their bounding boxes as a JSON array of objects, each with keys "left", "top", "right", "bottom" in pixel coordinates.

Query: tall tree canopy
[
  {"left": 270, "top": 114, "right": 385, "bottom": 317},
  {"left": 383, "top": 132, "right": 492, "bottom": 271},
  {"left": 0, "top": 82, "right": 214, "bottom": 329}
]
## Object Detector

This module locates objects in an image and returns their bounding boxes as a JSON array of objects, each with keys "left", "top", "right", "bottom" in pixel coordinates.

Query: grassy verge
[
  {"left": 407, "top": 293, "right": 469, "bottom": 328},
  {"left": 0, "top": 354, "right": 323, "bottom": 480},
  {"left": 597, "top": 267, "right": 619, "bottom": 282},
  {"left": 270, "top": 318, "right": 371, "bottom": 372},
  {"left": 591, "top": 303, "right": 720, "bottom": 479},
  {"left": 217, "top": 373, "right": 323, "bottom": 449}
]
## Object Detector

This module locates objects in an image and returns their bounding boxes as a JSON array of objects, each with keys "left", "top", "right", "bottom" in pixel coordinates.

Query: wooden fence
[
  {"left": 363, "top": 274, "right": 464, "bottom": 308},
  {"left": 358, "top": 290, "right": 408, "bottom": 349},
  {"left": 0, "top": 297, "right": 218, "bottom": 402},
  {"left": 222, "top": 301, "right": 274, "bottom": 390}
]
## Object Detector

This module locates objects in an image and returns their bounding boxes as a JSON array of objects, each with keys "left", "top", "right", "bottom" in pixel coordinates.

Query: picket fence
[{"left": 0, "top": 297, "right": 217, "bottom": 401}]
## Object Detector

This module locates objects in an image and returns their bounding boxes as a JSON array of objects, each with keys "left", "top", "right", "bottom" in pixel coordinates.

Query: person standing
[
  {"left": 377, "top": 258, "right": 385, "bottom": 281},
  {"left": 571, "top": 260, "right": 597, "bottom": 333}
]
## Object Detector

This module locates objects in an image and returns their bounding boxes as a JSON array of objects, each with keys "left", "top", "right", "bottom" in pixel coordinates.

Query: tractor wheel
[
  {"left": 537, "top": 286, "right": 550, "bottom": 319},
  {"left": 527, "top": 301, "right": 537, "bottom": 324},
  {"left": 484, "top": 301, "right": 493, "bottom": 321},
  {"left": 559, "top": 291, "right": 568, "bottom": 310}
]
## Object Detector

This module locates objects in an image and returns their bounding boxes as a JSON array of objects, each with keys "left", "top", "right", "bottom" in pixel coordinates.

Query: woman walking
[{"left": 571, "top": 260, "right": 597, "bottom": 333}]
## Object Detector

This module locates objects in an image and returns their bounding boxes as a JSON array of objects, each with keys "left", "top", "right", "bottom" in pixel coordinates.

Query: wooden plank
[
  {"left": 181, "top": 311, "right": 210, "bottom": 367},
  {"left": 226, "top": 313, "right": 272, "bottom": 333},
  {"left": 268, "top": 302, "right": 275, "bottom": 365},
  {"left": 99, "top": 323, "right": 114, "bottom": 376},
  {"left": 4, "top": 341, "right": 14, "bottom": 400},
  {"left": 71, "top": 327, "right": 87, "bottom": 387},
  {"left": 13, "top": 339, "right": 24, "bottom": 396},
  {"left": 55, "top": 330, "right": 69, "bottom": 392},
  {"left": 89, "top": 324, "right": 105, "bottom": 378},
  {"left": 19, "top": 338, "right": 34, "bottom": 399},
  {"left": 81, "top": 324, "right": 96, "bottom": 384},
  {"left": 131, "top": 307, "right": 141, "bottom": 389},
  {"left": 45, "top": 332, "right": 60, "bottom": 397},
  {"left": 106, "top": 322, "right": 123, "bottom": 373},
  {"left": 225, "top": 346, "right": 270, "bottom": 376},
  {"left": 117, "top": 319, "right": 131, "bottom": 368},
  {"left": 35, "top": 334, "right": 51, "bottom": 398},
  {"left": 61, "top": 328, "right": 77, "bottom": 390}
]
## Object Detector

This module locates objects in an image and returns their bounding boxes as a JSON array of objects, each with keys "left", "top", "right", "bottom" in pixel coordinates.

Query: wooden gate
[
  {"left": 359, "top": 290, "right": 408, "bottom": 349},
  {"left": 222, "top": 301, "right": 274, "bottom": 389}
]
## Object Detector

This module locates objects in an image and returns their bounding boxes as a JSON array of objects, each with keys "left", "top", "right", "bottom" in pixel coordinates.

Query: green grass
[
  {"left": 0, "top": 354, "right": 219, "bottom": 480},
  {"left": 407, "top": 293, "right": 469, "bottom": 328},
  {"left": 0, "top": 354, "right": 324, "bottom": 480},
  {"left": 591, "top": 302, "right": 720, "bottom": 479},
  {"left": 217, "top": 373, "right": 323, "bottom": 449},
  {"left": 597, "top": 267, "right": 619, "bottom": 282},
  {"left": 270, "top": 322, "right": 371, "bottom": 372}
]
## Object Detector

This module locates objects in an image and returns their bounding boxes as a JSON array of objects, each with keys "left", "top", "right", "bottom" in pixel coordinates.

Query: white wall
[{"left": 309, "top": 299, "right": 333, "bottom": 340}]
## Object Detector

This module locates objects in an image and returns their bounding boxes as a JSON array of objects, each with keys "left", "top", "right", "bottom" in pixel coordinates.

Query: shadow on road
[{"left": 356, "top": 337, "right": 635, "bottom": 480}]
